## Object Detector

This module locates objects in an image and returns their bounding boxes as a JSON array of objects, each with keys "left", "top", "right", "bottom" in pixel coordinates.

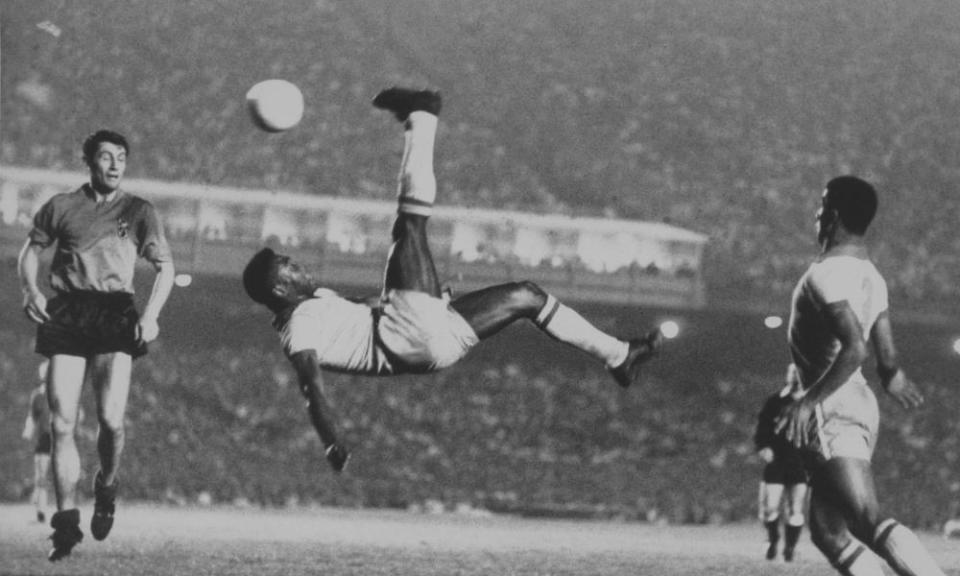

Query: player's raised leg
[
  {"left": 373, "top": 87, "right": 443, "bottom": 296},
  {"left": 46, "top": 355, "right": 86, "bottom": 561},
  {"left": 89, "top": 352, "right": 132, "bottom": 541},
  {"left": 451, "top": 281, "right": 661, "bottom": 387}
]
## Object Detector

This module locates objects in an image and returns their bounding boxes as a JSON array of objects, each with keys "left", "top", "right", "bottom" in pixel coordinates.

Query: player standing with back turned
[{"left": 777, "top": 176, "right": 945, "bottom": 576}]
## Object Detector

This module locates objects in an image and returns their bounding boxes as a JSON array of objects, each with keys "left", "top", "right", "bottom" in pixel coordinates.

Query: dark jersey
[
  {"left": 28, "top": 184, "right": 172, "bottom": 294},
  {"left": 755, "top": 390, "right": 807, "bottom": 483}
]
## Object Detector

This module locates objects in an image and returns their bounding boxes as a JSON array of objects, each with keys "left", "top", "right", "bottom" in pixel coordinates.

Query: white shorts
[
  {"left": 377, "top": 289, "right": 479, "bottom": 373},
  {"left": 811, "top": 376, "right": 879, "bottom": 462}
]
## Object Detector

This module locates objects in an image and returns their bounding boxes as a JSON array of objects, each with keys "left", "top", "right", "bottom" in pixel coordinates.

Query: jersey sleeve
[
  {"left": 807, "top": 258, "right": 890, "bottom": 321},
  {"left": 27, "top": 198, "right": 58, "bottom": 248},
  {"left": 807, "top": 259, "right": 863, "bottom": 306},
  {"left": 282, "top": 312, "right": 313, "bottom": 357},
  {"left": 136, "top": 201, "right": 173, "bottom": 264}
]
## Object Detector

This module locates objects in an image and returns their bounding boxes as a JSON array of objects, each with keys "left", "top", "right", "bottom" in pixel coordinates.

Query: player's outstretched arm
[
  {"left": 870, "top": 311, "right": 923, "bottom": 409},
  {"left": 289, "top": 350, "right": 350, "bottom": 472},
  {"left": 138, "top": 261, "right": 176, "bottom": 345}
]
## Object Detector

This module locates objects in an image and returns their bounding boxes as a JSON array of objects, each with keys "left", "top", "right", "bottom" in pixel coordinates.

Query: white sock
[
  {"left": 535, "top": 294, "right": 628, "bottom": 367},
  {"left": 873, "top": 519, "right": 946, "bottom": 576},
  {"left": 835, "top": 541, "right": 884, "bottom": 576},
  {"left": 397, "top": 111, "right": 437, "bottom": 216}
]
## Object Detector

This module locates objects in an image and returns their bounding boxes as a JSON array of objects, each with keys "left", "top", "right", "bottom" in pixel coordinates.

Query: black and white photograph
[{"left": 2, "top": 1, "right": 959, "bottom": 574}]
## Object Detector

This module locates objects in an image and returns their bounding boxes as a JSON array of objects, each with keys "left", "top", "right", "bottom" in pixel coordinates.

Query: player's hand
[
  {"left": 882, "top": 369, "right": 923, "bottom": 410},
  {"left": 325, "top": 443, "right": 350, "bottom": 472},
  {"left": 22, "top": 291, "right": 49, "bottom": 324},
  {"left": 775, "top": 398, "right": 815, "bottom": 448},
  {"left": 136, "top": 317, "right": 160, "bottom": 345},
  {"left": 757, "top": 447, "right": 774, "bottom": 464}
]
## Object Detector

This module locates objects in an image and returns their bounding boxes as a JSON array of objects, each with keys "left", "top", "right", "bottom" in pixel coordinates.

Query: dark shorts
[
  {"left": 763, "top": 460, "right": 808, "bottom": 486},
  {"left": 35, "top": 432, "right": 52, "bottom": 455},
  {"left": 35, "top": 291, "right": 147, "bottom": 359}
]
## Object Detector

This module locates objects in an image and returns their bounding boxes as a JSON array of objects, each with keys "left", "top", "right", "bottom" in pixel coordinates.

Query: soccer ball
[{"left": 245, "top": 79, "right": 304, "bottom": 132}]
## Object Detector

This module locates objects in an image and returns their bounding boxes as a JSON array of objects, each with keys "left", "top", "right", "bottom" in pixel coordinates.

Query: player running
[
  {"left": 243, "top": 87, "right": 663, "bottom": 472},
  {"left": 18, "top": 129, "right": 176, "bottom": 561},
  {"left": 776, "top": 176, "right": 945, "bottom": 576},
  {"left": 754, "top": 363, "right": 809, "bottom": 562}
]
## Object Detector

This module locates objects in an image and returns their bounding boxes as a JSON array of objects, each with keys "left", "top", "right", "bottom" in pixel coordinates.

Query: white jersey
[
  {"left": 788, "top": 254, "right": 888, "bottom": 391},
  {"left": 279, "top": 288, "right": 392, "bottom": 374},
  {"left": 277, "top": 288, "right": 478, "bottom": 376}
]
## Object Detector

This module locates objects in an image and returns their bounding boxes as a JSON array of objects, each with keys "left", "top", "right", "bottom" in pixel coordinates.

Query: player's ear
[{"left": 819, "top": 206, "right": 838, "bottom": 231}]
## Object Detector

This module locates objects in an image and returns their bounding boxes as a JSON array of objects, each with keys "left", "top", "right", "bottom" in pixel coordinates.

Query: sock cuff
[
  {"left": 398, "top": 198, "right": 433, "bottom": 217},
  {"left": 535, "top": 294, "right": 560, "bottom": 327},
  {"left": 874, "top": 518, "right": 900, "bottom": 547},
  {"left": 835, "top": 541, "right": 867, "bottom": 571}
]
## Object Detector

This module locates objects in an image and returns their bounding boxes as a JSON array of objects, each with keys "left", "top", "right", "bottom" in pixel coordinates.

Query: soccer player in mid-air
[
  {"left": 18, "top": 129, "right": 176, "bottom": 561},
  {"left": 243, "top": 87, "right": 663, "bottom": 472},
  {"left": 754, "top": 363, "right": 809, "bottom": 562},
  {"left": 776, "top": 176, "right": 945, "bottom": 576}
]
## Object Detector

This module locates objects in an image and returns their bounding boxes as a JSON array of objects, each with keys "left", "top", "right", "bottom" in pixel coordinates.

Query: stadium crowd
[
  {"left": 4, "top": 0, "right": 960, "bottom": 306},
  {"left": 2, "top": 0, "right": 960, "bottom": 530}
]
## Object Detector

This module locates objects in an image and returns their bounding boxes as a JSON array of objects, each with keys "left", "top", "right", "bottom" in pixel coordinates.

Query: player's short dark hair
[
  {"left": 824, "top": 175, "right": 878, "bottom": 235},
  {"left": 243, "top": 248, "right": 278, "bottom": 306},
  {"left": 82, "top": 130, "right": 130, "bottom": 165}
]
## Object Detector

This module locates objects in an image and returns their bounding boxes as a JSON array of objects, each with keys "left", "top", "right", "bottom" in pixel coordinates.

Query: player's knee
[
  {"left": 50, "top": 415, "right": 77, "bottom": 437},
  {"left": 809, "top": 523, "right": 843, "bottom": 556},
  {"left": 762, "top": 509, "right": 780, "bottom": 523},
  {"left": 97, "top": 413, "right": 125, "bottom": 437},
  {"left": 504, "top": 280, "right": 549, "bottom": 318},
  {"left": 514, "top": 280, "right": 547, "bottom": 306},
  {"left": 787, "top": 512, "right": 805, "bottom": 527}
]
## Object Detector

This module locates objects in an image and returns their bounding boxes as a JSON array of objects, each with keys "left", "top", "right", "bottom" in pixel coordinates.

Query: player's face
[
  {"left": 88, "top": 142, "right": 127, "bottom": 194},
  {"left": 272, "top": 255, "right": 315, "bottom": 296}
]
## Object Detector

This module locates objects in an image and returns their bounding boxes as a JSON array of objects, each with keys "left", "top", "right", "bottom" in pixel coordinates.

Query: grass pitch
[{"left": 1, "top": 503, "right": 957, "bottom": 576}]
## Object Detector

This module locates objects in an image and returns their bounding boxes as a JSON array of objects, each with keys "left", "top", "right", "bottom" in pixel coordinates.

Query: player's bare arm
[
  {"left": 778, "top": 301, "right": 867, "bottom": 447},
  {"left": 870, "top": 310, "right": 923, "bottom": 409},
  {"left": 137, "top": 261, "right": 176, "bottom": 345},
  {"left": 288, "top": 349, "right": 350, "bottom": 472},
  {"left": 17, "top": 240, "right": 50, "bottom": 324}
]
